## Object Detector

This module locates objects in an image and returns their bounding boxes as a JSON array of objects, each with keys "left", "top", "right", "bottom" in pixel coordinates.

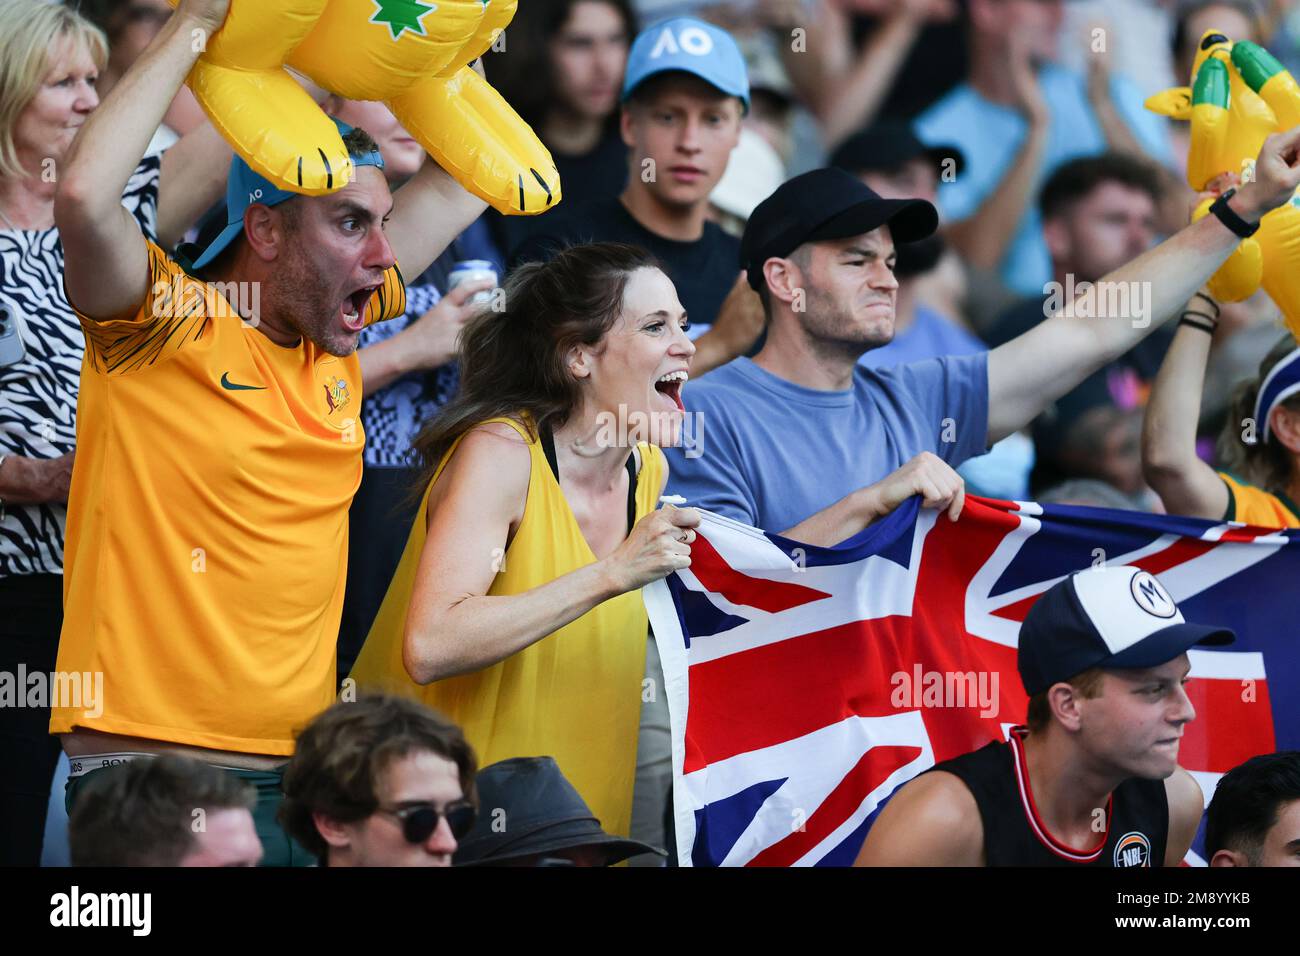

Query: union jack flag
[{"left": 643, "top": 497, "right": 1297, "bottom": 867}]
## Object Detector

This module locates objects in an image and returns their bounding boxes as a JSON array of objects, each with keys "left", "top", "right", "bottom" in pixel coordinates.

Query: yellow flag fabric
[{"left": 350, "top": 417, "right": 665, "bottom": 836}]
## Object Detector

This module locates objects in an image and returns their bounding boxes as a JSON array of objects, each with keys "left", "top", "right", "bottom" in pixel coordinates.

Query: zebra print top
[{"left": 0, "top": 153, "right": 160, "bottom": 576}]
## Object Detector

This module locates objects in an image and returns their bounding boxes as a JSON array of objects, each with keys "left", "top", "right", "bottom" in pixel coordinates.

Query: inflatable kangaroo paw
[
  {"left": 1187, "top": 58, "right": 1232, "bottom": 192},
  {"left": 1232, "top": 41, "right": 1300, "bottom": 131},
  {"left": 389, "top": 68, "right": 560, "bottom": 215},
  {"left": 1145, "top": 87, "right": 1192, "bottom": 120},
  {"left": 188, "top": 61, "right": 351, "bottom": 196}
]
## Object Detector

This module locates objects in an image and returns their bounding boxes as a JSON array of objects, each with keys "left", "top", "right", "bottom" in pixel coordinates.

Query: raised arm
[
  {"left": 402, "top": 425, "right": 698, "bottom": 683},
  {"left": 800, "top": 3, "right": 940, "bottom": 147},
  {"left": 383, "top": 159, "right": 489, "bottom": 282},
  {"left": 156, "top": 121, "right": 233, "bottom": 250},
  {"left": 943, "top": 36, "right": 1051, "bottom": 272},
  {"left": 55, "top": 0, "right": 229, "bottom": 321},
  {"left": 1141, "top": 296, "right": 1229, "bottom": 519},
  {"left": 986, "top": 128, "right": 1300, "bottom": 444}
]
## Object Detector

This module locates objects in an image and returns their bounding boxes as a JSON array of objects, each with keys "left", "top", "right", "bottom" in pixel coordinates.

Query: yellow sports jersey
[
  {"left": 1220, "top": 472, "right": 1300, "bottom": 528},
  {"left": 51, "top": 240, "right": 405, "bottom": 754},
  {"left": 350, "top": 417, "right": 666, "bottom": 837}
]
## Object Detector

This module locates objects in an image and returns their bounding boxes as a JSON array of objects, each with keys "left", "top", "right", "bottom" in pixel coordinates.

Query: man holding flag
[{"left": 667, "top": 133, "right": 1300, "bottom": 546}]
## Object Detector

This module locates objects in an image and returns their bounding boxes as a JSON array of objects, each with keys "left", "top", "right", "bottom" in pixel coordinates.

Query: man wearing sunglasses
[{"left": 280, "top": 695, "right": 477, "bottom": 866}]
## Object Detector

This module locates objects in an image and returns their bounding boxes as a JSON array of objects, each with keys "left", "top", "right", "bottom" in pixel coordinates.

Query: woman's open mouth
[{"left": 654, "top": 370, "right": 688, "bottom": 412}]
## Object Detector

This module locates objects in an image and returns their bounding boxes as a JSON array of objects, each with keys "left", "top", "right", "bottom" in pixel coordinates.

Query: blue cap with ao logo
[
  {"left": 621, "top": 17, "right": 750, "bottom": 112},
  {"left": 190, "top": 117, "right": 386, "bottom": 271}
]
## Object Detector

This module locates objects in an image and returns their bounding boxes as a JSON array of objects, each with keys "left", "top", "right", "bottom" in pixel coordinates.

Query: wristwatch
[{"left": 1209, "top": 187, "right": 1260, "bottom": 238}]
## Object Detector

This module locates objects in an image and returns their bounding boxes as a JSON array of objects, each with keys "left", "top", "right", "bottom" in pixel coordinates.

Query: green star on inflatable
[{"left": 370, "top": 0, "right": 438, "bottom": 40}]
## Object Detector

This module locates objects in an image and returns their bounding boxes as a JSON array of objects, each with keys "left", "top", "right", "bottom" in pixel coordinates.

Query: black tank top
[{"left": 932, "top": 726, "right": 1169, "bottom": 867}]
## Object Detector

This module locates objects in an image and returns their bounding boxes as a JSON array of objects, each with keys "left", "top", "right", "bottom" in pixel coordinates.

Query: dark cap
[
  {"left": 829, "top": 120, "right": 964, "bottom": 178},
  {"left": 1018, "top": 566, "right": 1234, "bottom": 696},
  {"left": 453, "top": 757, "right": 665, "bottom": 866},
  {"left": 740, "top": 167, "right": 938, "bottom": 290}
]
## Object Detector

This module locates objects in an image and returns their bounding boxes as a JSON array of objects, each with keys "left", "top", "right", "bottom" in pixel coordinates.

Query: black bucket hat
[{"left": 453, "top": 756, "right": 666, "bottom": 866}]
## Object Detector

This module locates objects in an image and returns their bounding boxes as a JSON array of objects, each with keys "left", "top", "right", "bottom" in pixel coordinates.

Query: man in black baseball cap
[
  {"left": 829, "top": 120, "right": 962, "bottom": 285},
  {"left": 666, "top": 126, "right": 1300, "bottom": 550},
  {"left": 739, "top": 167, "right": 938, "bottom": 293},
  {"left": 857, "top": 565, "right": 1231, "bottom": 866},
  {"left": 829, "top": 121, "right": 988, "bottom": 373}
]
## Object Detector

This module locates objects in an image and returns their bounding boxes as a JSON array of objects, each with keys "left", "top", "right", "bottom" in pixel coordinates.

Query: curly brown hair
[{"left": 278, "top": 694, "right": 477, "bottom": 863}]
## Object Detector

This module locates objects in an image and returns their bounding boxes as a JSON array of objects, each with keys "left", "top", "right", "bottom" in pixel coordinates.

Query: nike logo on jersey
[{"left": 220, "top": 372, "right": 266, "bottom": 391}]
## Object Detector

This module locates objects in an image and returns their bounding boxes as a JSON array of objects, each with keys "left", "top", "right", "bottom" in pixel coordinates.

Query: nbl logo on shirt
[{"left": 1113, "top": 831, "right": 1152, "bottom": 867}]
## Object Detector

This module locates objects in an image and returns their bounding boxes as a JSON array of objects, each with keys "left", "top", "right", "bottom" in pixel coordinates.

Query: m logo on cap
[
  {"left": 649, "top": 25, "right": 714, "bottom": 59},
  {"left": 1130, "top": 571, "right": 1177, "bottom": 619}
]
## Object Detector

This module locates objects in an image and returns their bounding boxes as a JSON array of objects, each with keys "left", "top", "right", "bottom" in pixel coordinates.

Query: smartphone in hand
[{"left": 0, "top": 303, "right": 26, "bottom": 368}]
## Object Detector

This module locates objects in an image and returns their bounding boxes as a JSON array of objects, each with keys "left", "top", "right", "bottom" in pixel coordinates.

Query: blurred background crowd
[{"left": 5, "top": 0, "right": 1300, "bottom": 867}]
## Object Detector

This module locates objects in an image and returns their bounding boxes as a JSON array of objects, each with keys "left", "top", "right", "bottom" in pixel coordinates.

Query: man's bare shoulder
[{"left": 855, "top": 770, "right": 984, "bottom": 866}]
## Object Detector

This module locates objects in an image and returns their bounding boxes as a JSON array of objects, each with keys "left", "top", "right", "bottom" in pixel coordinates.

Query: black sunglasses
[{"left": 378, "top": 802, "right": 477, "bottom": 844}]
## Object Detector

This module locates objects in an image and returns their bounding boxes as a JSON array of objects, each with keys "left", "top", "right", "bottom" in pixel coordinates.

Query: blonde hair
[{"left": 0, "top": 0, "right": 108, "bottom": 178}]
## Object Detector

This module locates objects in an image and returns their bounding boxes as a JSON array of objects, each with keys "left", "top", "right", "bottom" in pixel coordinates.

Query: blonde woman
[{"left": 0, "top": 0, "right": 228, "bottom": 864}]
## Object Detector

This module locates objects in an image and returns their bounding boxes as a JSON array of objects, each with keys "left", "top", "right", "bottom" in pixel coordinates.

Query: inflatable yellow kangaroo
[
  {"left": 174, "top": 0, "right": 559, "bottom": 215},
  {"left": 1147, "top": 29, "right": 1300, "bottom": 341}
]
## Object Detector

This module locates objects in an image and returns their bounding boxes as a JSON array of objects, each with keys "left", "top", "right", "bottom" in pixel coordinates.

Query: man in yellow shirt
[{"left": 51, "top": 0, "right": 485, "bottom": 863}]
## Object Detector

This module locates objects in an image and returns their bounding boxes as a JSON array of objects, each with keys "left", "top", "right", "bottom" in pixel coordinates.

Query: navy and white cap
[
  {"left": 621, "top": 17, "right": 750, "bottom": 111},
  {"left": 1017, "top": 566, "right": 1234, "bottom": 695}
]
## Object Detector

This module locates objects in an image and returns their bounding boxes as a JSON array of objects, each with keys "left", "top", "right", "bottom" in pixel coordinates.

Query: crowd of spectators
[{"left": 3, "top": 0, "right": 1300, "bottom": 868}]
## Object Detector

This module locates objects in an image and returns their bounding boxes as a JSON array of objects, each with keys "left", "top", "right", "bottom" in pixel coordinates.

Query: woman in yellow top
[
  {"left": 350, "top": 242, "right": 701, "bottom": 839},
  {"left": 1143, "top": 290, "right": 1300, "bottom": 527}
]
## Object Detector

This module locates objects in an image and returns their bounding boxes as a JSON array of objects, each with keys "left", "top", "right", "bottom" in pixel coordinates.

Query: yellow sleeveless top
[{"left": 349, "top": 417, "right": 666, "bottom": 837}]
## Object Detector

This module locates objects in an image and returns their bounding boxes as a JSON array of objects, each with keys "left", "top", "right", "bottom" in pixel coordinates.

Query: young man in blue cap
[
  {"left": 50, "top": 0, "right": 485, "bottom": 864},
  {"left": 510, "top": 16, "right": 761, "bottom": 374},
  {"left": 856, "top": 566, "right": 1229, "bottom": 866}
]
